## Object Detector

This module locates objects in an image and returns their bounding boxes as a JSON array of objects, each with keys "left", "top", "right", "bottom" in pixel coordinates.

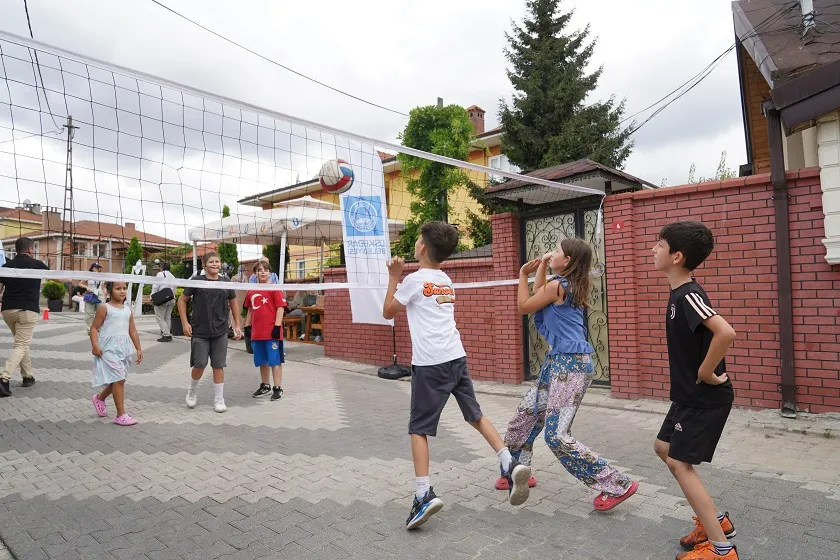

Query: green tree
[
  {"left": 464, "top": 177, "right": 518, "bottom": 248},
  {"left": 499, "top": 0, "right": 632, "bottom": 172},
  {"left": 123, "top": 236, "right": 143, "bottom": 273},
  {"left": 393, "top": 104, "right": 473, "bottom": 258},
  {"left": 687, "top": 151, "right": 736, "bottom": 184},
  {"left": 217, "top": 205, "right": 239, "bottom": 274}
]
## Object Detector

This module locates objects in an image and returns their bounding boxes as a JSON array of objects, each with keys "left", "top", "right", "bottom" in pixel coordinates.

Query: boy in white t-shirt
[{"left": 383, "top": 221, "right": 531, "bottom": 530}]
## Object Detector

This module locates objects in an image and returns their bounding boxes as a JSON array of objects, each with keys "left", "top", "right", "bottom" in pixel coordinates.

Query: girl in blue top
[{"left": 499, "top": 237, "right": 638, "bottom": 511}]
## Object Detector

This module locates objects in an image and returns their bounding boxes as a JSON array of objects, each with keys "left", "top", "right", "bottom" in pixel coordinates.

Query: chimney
[
  {"left": 41, "top": 207, "right": 62, "bottom": 232},
  {"left": 124, "top": 222, "right": 136, "bottom": 232},
  {"left": 467, "top": 105, "right": 485, "bottom": 135}
]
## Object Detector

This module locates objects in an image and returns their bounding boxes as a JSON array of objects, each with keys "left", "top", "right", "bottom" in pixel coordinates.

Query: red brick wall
[
  {"left": 605, "top": 168, "right": 840, "bottom": 413},
  {"left": 323, "top": 213, "right": 524, "bottom": 383}
]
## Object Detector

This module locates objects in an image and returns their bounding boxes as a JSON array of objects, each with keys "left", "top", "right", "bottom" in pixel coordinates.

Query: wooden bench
[{"left": 283, "top": 316, "right": 302, "bottom": 340}]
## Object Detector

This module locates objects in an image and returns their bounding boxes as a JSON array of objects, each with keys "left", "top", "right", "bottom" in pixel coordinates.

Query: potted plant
[
  {"left": 170, "top": 287, "right": 190, "bottom": 336},
  {"left": 42, "top": 281, "right": 66, "bottom": 313}
]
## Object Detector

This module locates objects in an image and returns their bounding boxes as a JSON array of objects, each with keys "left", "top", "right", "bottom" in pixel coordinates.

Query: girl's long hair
[{"left": 555, "top": 238, "right": 592, "bottom": 309}]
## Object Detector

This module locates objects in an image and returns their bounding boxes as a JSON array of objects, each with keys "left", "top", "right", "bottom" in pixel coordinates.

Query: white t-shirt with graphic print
[{"left": 394, "top": 267, "right": 466, "bottom": 366}]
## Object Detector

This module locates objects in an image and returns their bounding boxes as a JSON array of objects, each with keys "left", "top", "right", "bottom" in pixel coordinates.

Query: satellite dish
[{"left": 23, "top": 199, "right": 31, "bottom": 205}]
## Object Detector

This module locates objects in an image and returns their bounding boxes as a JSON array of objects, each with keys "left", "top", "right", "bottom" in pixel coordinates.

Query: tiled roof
[
  {"left": 2, "top": 220, "right": 182, "bottom": 246},
  {"left": 485, "top": 159, "right": 653, "bottom": 194},
  {"left": 0, "top": 207, "right": 41, "bottom": 222}
]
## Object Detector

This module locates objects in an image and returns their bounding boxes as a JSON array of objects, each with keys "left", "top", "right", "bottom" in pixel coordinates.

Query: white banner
[{"left": 338, "top": 142, "right": 393, "bottom": 326}]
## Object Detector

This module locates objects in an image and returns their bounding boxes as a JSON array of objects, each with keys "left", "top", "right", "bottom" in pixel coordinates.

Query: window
[
  {"left": 33, "top": 241, "right": 39, "bottom": 260},
  {"left": 91, "top": 243, "right": 108, "bottom": 259},
  {"left": 296, "top": 260, "right": 306, "bottom": 279},
  {"left": 487, "top": 154, "right": 521, "bottom": 183},
  {"left": 73, "top": 242, "right": 87, "bottom": 256}
]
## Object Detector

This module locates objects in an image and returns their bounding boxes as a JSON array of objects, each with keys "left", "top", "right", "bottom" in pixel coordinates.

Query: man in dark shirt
[
  {"left": 177, "top": 252, "right": 242, "bottom": 413},
  {"left": 0, "top": 237, "right": 50, "bottom": 397},
  {"left": 652, "top": 222, "right": 739, "bottom": 560}
]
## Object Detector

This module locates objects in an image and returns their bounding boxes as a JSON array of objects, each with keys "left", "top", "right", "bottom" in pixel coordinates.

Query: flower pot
[
  {"left": 47, "top": 299, "right": 63, "bottom": 313},
  {"left": 170, "top": 317, "right": 184, "bottom": 337}
]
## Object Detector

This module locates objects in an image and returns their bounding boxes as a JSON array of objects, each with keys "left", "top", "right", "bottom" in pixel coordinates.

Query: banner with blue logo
[{"left": 338, "top": 143, "right": 394, "bottom": 326}]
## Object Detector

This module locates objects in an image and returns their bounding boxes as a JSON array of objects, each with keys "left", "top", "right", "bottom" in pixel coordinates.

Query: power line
[
  {"left": 21, "top": 0, "right": 62, "bottom": 131},
  {"left": 148, "top": 0, "right": 410, "bottom": 117}
]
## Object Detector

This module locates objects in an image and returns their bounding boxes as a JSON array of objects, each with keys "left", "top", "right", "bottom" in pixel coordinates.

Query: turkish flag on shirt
[{"left": 245, "top": 289, "right": 288, "bottom": 340}]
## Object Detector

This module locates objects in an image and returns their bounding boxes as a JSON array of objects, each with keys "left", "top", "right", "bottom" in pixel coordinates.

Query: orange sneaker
[
  {"left": 680, "top": 512, "right": 737, "bottom": 549},
  {"left": 676, "top": 542, "right": 739, "bottom": 560}
]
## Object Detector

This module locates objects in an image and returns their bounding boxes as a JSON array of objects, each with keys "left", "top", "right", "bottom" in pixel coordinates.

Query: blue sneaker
[{"left": 405, "top": 487, "right": 444, "bottom": 530}]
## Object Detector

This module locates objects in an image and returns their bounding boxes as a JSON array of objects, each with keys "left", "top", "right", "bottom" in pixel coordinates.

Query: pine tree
[
  {"left": 217, "top": 205, "right": 239, "bottom": 275},
  {"left": 123, "top": 236, "right": 143, "bottom": 273},
  {"left": 499, "top": 0, "right": 632, "bottom": 172}
]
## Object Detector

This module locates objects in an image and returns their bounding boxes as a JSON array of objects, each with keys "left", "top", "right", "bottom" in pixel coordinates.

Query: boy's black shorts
[
  {"left": 409, "top": 357, "right": 483, "bottom": 437},
  {"left": 657, "top": 401, "right": 732, "bottom": 465}
]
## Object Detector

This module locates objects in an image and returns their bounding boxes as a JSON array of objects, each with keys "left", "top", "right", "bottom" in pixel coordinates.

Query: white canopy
[{"left": 187, "top": 196, "right": 404, "bottom": 280}]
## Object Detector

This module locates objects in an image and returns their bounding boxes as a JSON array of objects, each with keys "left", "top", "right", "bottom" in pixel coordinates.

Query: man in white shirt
[{"left": 151, "top": 262, "right": 176, "bottom": 342}]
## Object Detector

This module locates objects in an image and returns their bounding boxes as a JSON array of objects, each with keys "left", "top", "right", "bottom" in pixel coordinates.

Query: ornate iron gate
[{"left": 522, "top": 206, "right": 610, "bottom": 384}]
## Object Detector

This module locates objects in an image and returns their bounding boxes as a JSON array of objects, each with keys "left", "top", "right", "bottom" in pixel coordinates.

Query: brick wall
[
  {"left": 604, "top": 168, "right": 840, "bottom": 413},
  {"left": 323, "top": 213, "right": 524, "bottom": 383}
]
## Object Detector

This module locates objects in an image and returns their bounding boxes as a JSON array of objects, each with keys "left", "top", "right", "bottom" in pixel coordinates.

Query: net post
[
  {"left": 192, "top": 241, "right": 198, "bottom": 276},
  {"left": 278, "top": 230, "right": 287, "bottom": 282}
]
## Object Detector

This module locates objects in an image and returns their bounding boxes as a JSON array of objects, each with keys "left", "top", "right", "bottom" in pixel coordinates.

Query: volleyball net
[{"left": 0, "top": 30, "right": 605, "bottom": 305}]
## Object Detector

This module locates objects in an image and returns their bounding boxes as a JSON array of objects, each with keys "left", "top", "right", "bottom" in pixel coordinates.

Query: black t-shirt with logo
[
  {"left": 666, "top": 281, "right": 734, "bottom": 408},
  {"left": 183, "top": 274, "right": 236, "bottom": 339}
]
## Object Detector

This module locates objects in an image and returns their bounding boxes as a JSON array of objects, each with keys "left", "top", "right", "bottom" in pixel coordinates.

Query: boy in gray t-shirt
[{"left": 178, "top": 252, "right": 242, "bottom": 413}]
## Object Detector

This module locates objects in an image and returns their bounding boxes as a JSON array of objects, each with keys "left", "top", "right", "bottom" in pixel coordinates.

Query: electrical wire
[{"left": 149, "top": 0, "right": 409, "bottom": 117}]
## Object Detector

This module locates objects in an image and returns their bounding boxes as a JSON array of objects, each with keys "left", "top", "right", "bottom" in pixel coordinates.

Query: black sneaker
[
  {"left": 0, "top": 379, "right": 11, "bottom": 398},
  {"left": 21, "top": 377, "right": 35, "bottom": 387},
  {"left": 270, "top": 387, "right": 284, "bottom": 401},
  {"left": 505, "top": 460, "right": 531, "bottom": 506},
  {"left": 405, "top": 487, "right": 444, "bottom": 530},
  {"left": 252, "top": 384, "right": 271, "bottom": 398},
  {"left": 157, "top": 336, "right": 173, "bottom": 342}
]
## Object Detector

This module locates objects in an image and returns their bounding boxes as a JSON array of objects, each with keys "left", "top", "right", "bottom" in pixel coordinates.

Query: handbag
[
  {"left": 152, "top": 288, "right": 174, "bottom": 306},
  {"left": 83, "top": 283, "right": 101, "bottom": 305}
]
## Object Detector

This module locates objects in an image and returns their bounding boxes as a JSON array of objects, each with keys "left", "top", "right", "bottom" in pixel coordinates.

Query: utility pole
[
  {"left": 436, "top": 97, "right": 448, "bottom": 223},
  {"left": 60, "top": 115, "right": 77, "bottom": 271}
]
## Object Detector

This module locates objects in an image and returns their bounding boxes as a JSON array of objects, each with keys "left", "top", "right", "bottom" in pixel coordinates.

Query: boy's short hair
[
  {"left": 659, "top": 221, "right": 714, "bottom": 271},
  {"left": 203, "top": 251, "right": 220, "bottom": 262},
  {"left": 253, "top": 260, "right": 270, "bottom": 273},
  {"left": 420, "top": 221, "right": 459, "bottom": 264}
]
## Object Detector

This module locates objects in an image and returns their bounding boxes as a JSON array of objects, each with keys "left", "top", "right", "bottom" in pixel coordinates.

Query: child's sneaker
[
  {"left": 270, "top": 387, "right": 284, "bottom": 401},
  {"left": 495, "top": 474, "right": 537, "bottom": 490},
  {"left": 185, "top": 388, "right": 197, "bottom": 409},
  {"left": 405, "top": 487, "right": 444, "bottom": 530},
  {"left": 504, "top": 460, "right": 531, "bottom": 506},
  {"left": 677, "top": 541, "right": 739, "bottom": 560},
  {"left": 252, "top": 384, "right": 271, "bottom": 398},
  {"left": 680, "top": 513, "right": 737, "bottom": 549},
  {"left": 214, "top": 397, "right": 227, "bottom": 413}
]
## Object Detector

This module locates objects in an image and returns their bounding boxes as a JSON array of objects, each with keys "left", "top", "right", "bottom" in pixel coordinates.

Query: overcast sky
[{"left": 0, "top": 0, "right": 748, "bottom": 260}]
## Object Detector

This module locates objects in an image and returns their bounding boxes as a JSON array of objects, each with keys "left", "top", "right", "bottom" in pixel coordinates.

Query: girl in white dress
[{"left": 89, "top": 282, "right": 143, "bottom": 426}]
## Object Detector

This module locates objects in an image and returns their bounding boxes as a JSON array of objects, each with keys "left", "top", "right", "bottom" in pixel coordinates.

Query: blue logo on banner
[{"left": 344, "top": 196, "right": 384, "bottom": 237}]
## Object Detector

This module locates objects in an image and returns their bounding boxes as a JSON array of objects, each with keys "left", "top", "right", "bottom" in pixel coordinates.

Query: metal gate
[{"left": 522, "top": 206, "right": 610, "bottom": 384}]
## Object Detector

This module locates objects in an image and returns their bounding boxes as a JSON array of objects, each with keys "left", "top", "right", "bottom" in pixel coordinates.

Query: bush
[
  {"left": 170, "top": 261, "right": 186, "bottom": 278},
  {"left": 42, "top": 281, "right": 66, "bottom": 301},
  {"left": 171, "top": 287, "right": 192, "bottom": 319}
]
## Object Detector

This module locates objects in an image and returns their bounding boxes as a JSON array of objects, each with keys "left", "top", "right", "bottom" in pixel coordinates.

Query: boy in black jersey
[{"left": 651, "top": 221, "right": 739, "bottom": 560}]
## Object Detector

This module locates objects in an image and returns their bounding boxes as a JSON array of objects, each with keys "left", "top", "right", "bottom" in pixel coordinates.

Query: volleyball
[{"left": 319, "top": 159, "right": 355, "bottom": 194}]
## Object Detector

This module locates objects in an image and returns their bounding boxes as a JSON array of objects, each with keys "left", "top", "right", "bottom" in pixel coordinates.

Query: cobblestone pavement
[{"left": 1, "top": 313, "right": 839, "bottom": 559}]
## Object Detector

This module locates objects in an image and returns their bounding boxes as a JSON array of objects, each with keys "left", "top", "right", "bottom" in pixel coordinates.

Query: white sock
[
  {"left": 214, "top": 383, "right": 224, "bottom": 399},
  {"left": 189, "top": 378, "right": 200, "bottom": 392},
  {"left": 497, "top": 447, "right": 513, "bottom": 472},
  {"left": 415, "top": 476, "right": 430, "bottom": 499},
  {"left": 717, "top": 511, "right": 725, "bottom": 522},
  {"left": 711, "top": 540, "right": 732, "bottom": 555}
]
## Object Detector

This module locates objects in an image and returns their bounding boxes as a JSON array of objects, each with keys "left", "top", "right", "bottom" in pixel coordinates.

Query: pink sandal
[
  {"left": 92, "top": 394, "right": 107, "bottom": 417},
  {"left": 593, "top": 480, "right": 638, "bottom": 511},
  {"left": 113, "top": 414, "right": 137, "bottom": 426}
]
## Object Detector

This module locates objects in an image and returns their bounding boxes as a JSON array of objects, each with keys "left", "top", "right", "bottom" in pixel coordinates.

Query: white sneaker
[
  {"left": 214, "top": 397, "right": 227, "bottom": 413},
  {"left": 185, "top": 389, "right": 197, "bottom": 409}
]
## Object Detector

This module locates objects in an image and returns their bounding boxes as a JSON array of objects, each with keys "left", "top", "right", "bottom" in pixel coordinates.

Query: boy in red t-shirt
[{"left": 244, "top": 261, "right": 287, "bottom": 401}]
